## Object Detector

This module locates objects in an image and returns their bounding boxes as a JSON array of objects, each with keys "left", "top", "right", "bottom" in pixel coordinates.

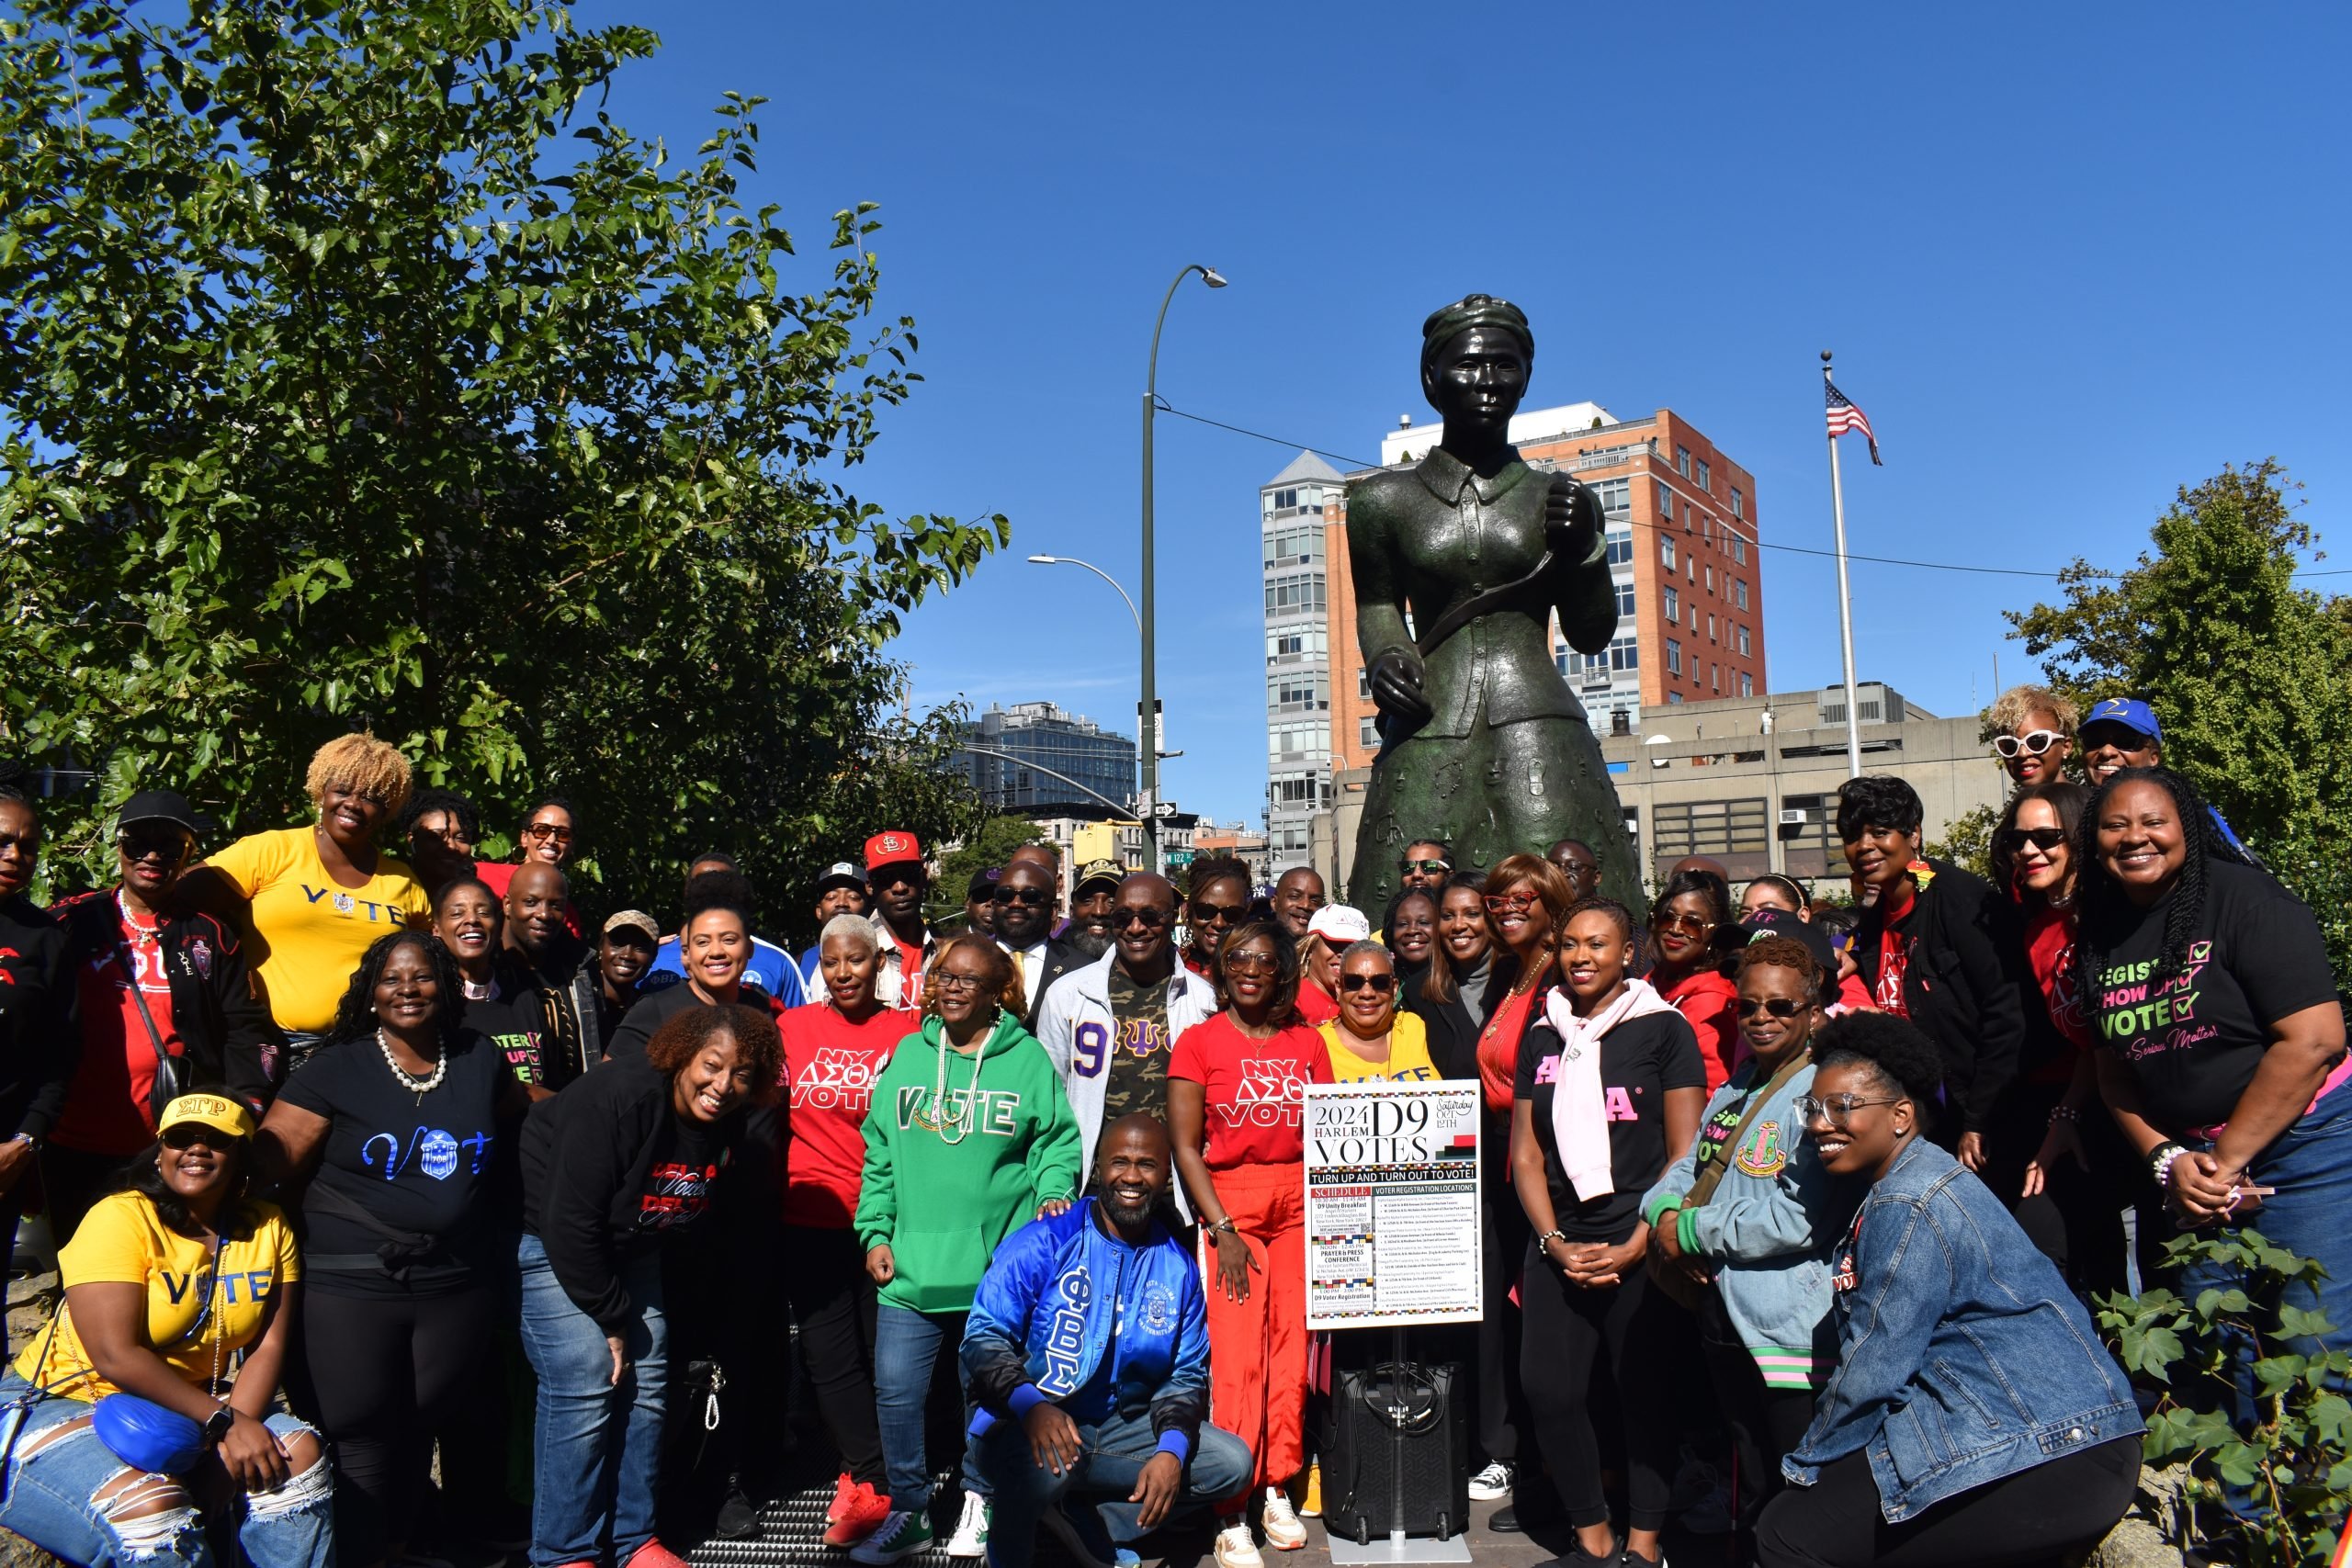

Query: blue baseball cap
[{"left": 2083, "top": 697, "right": 2162, "bottom": 742}]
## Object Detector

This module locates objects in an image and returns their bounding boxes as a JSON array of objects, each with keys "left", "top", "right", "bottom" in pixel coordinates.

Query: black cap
[
  {"left": 1739, "top": 908, "right": 1838, "bottom": 977},
  {"left": 813, "top": 861, "right": 865, "bottom": 892},
  {"left": 118, "top": 791, "right": 200, "bottom": 837},
  {"left": 967, "top": 867, "right": 1001, "bottom": 899}
]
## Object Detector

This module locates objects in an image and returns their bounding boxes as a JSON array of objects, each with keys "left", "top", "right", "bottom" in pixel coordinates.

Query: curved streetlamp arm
[
  {"left": 1029, "top": 555, "right": 1141, "bottom": 636},
  {"left": 958, "top": 742, "right": 1137, "bottom": 819}
]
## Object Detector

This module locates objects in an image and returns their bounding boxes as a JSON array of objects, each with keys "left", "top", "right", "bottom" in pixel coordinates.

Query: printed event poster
[{"left": 1303, "top": 1081, "right": 1483, "bottom": 1329}]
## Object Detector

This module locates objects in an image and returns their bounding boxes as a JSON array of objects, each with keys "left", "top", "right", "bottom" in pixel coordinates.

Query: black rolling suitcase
[{"left": 1320, "top": 1358, "right": 1470, "bottom": 1543}]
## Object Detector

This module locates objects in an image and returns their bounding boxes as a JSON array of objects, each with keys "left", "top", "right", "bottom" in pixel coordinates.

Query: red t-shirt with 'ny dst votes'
[
  {"left": 1168, "top": 1014, "right": 1331, "bottom": 1168},
  {"left": 777, "top": 1002, "right": 916, "bottom": 1228}
]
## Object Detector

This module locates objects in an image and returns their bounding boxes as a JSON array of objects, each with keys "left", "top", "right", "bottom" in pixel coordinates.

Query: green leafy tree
[
  {"left": 2007, "top": 460, "right": 2352, "bottom": 977},
  {"left": 0, "top": 0, "right": 1002, "bottom": 918},
  {"left": 1924, "top": 801, "right": 1998, "bottom": 882}
]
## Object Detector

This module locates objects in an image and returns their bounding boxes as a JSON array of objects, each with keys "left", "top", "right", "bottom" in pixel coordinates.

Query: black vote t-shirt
[
  {"left": 278, "top": 1029, "right": 508, "bottom": 1295},
  {"left": 463, "top": 984, "right": 553, "bottom": 1089},
  {"left": 1515, "top": 1005, "right": 1706, "bottom": 1243},
  {"left": 2089, "top": 861, "right": 2340, "bottom": 1132},
  {"left": 638, "top": 1111, "right": 723, "bottom": 1234}
]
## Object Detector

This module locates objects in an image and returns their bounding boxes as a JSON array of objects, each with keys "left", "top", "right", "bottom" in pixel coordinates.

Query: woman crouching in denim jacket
[{"left": 1755, "top": 1012, "right": 2142, "bottom": 1568}]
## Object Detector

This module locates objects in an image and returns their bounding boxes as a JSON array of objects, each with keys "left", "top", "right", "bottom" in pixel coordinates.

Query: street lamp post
[
  {"left": 1026, "top": 554, "right": 1141, "bottom": 635},
  {"left": 1141, "top": 263, "right": 1225, "bottom": 877}
]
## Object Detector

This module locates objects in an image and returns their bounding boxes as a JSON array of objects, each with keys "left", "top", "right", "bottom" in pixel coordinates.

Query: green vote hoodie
[{"left": 854, "top": 1009, "right": 1083, "bottom": 1314}]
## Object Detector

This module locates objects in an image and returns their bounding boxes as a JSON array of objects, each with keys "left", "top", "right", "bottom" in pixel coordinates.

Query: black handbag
[{"left": 117, "top": 945, "right": 190, "bottom": 1124}]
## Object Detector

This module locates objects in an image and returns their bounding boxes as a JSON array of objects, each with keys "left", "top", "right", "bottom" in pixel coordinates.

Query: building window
[
  {"left": 1675, "top": 445, "right": 1690, "bottom": 477},
  {"left": 1734, "top": 578, "right": 1749, "bottom": 611},
  {"left": 1731, "top": 487, "right": 1745, "bottom": 519},
  {"left": 1712, "top": 663, "right": 1721, "bottom": 692},
  {"left": 1266, "top": 626, "right": 1328, "bottom": 660},
  {"left": 1704, "top": 565, "right": 1714, "bottom": 592},
  {"left": 1606, "top": 527, "right": 1634, "bottom": 566},
  {"left": 1732, "top": 535, "right": 1747, "bottom": 565},
  {"left": 1740, "top": 671, "right": 1754, "bottom": 698},
  {"left": 1263, "top": 572, "right": 1326, "bottom": 615},
  {"left": 1614, "top": 580, "right": 1635, "bottom": 617},
  {"left": 1666, "top": 638, "right": 1682, "bottom": 676},
  {"left": 1663, "top": 585, "right": 1679, "bottom": 623},
  {"left": 1262, "top": 525, "right": 1324, "bottom": 570},
  {"left": 1359, "top": 716, "right": 1379, "bottom": 748},
  {"left": 1268, "top": 719, "right": 1328, "bottom": 760},
  {"left": 1651, "top": 797, "right": 1770, "bottom": 879},
  {"left": 1267, "top": 672, "right": 1329, "bottom": 711},
  {"left": 1696, "top": 457, "right": 1711, "bottom": 493},
  {"left": 1736, "top": 624, "right": 1751, "bottom": 657},
  {"left": 1668, "top": 692, "right": 1684, "bottom": 705},
  {"left": 1592, "top": 477, "right": 1631, "bottom": 515},
  {"left": 1708, "top": 614, "right": 1718, "bottom": 641},
  {"left": 1660, "top": 535, "right": 1677, "bottom": 570},
  {"left": 1356, "top": 666, "right": 1371, "bottom": 700},
  {"left": 1656, "top": 481, "right": 1673, "bottom": 522}
]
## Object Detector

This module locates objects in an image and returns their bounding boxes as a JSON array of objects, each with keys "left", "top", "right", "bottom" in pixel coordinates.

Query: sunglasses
[
  {"left": 1225, "top": 953, "right": 1280, "bottom": 976},
  {"left": 522, "top": 822, "right": 573, "bottom": 844},
  {"left": 1736, "top": 997, "right": 1805, "bottom": 1019},
  {"left": 1992, "top": 729, "right": 2066, "bottom": 759},
  {"left": 1114, "top": 908, "right": 1172, "bottom": 931},
  {"left": 1339, "top": 973, "right": 1396, "bottom": 994},
  {"left": 1795, "top": 1093, "right": 1904, "bottom": 1127},
  {"left": 162, "top": 1124, "right": 240, "bottom": 1151},
  {"left": 1192, "top": 903, "right": 1245, "bottom": 925},
  {"left": 990, "top": 887, "right": 1049, "bottom": 907},
  {"left": 1654, "top": 911, "right": 1715, "bottom": 935},
  {"left": 1997, "top": 827, "right": 2070, "bottom": 852},
  {"left": 119, "top": 830, "right": 194, "bottom": 864},
  {"left": 1400, "top": 859, "right": 1451, "bottom": 875}
]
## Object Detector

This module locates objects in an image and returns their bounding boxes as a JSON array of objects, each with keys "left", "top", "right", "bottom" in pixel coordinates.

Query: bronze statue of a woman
[{"left": 1344, "top": 295, "right": 1639, "bottom": 911}]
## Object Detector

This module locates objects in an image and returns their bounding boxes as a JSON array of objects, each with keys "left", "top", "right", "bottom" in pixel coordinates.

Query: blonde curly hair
[
  {"left": 1984, "top": 683, "right": 2079, "bottom": 745},
  {"left": 304, "top": 733, "right": 413, "bottom": 819}
]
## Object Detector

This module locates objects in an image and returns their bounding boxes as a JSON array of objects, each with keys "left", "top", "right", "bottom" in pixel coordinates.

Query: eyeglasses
[
  {"left": 1996, "top": 827, "right": 2070, "bottom": 852},
  {"left": 1992, "top": 729, "right": 2066, "bottom": 760},
  {"left": 1192, "top": 903, "right": 1245, "bottom": 926},
  {"left": 1654, "top": 911, "right": 1715, "bottom": 935},
  {"left": 933, "top": 971, "right": 990, "bottom": 995},
  {"left": 1736, "top": 997, "right": 1805, "bottom": 1019},
  {"left": 162, "top": 1124, "right": 240, "bottom": 1151},
  {"left": 1114, "top": 908, "right": 1173, "bottom": 931},
  {"left": 990, "top": 887, "right": 1049, "bottom": 907},
  {"left": 119, "top": 829, "right": 194, "bottom": 864},
  {"left": 1400, "top": 859, "right": 1451, "bottom": 875},
  {"left": 1224, "top": 953, "right": 1280, "bottom": 976},
  {"left": 522, "top": 821, "right": 572, "bottom": 844},
  {"left": 1795, "top": 1093, "right": 1905, "bottom": 1126},
  {"left": 1484, "top": 891, "right": 1539, "bottom": 915},
  {"left": 1339, "top": 973, "right": 1396, "bottom": 994}
]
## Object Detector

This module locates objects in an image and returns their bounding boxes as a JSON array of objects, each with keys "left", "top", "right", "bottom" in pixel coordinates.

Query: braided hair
[{"left": 2074, "top": 767, "right": 2251, "bottom": 1008}]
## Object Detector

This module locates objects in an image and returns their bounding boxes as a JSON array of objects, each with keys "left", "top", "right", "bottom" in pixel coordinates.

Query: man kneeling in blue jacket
[{"left": 963, "top": 1113, "right": 1254, "bottom": 1568}]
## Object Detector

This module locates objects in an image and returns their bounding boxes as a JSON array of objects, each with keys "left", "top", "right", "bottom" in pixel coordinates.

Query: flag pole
[{"left": 1823, "top": 350, "right": 1862, "bottom": 779}]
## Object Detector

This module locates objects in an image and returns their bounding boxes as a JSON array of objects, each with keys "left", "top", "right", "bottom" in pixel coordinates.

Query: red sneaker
[
  {"left": 624, "top": 1540, "right": 691, "bottom": 1568},
  {"left": 825, "top": 1472, "right": 858, "bottom": 1527},
  {"left": 824, "top": 1482, "right": 893, "bottom": 1549}
]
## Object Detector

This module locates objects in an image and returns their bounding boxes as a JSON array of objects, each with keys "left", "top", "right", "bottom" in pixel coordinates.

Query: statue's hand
[
  {"left": 1545, "top": 474, "right": 1604, "bottom": 564},
  {"left": 1369, "top": 647, "right": 1433, "bottom": 725}
]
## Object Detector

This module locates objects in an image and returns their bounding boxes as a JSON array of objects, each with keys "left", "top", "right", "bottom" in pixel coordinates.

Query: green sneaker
[{"left": 848, "top": 1506, "right": 934, "bottom": 1564}]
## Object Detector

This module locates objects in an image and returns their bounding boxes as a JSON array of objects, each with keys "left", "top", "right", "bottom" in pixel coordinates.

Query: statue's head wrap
[{"left": 1419, "top": 294, "right": 1534, "bottom": 378}]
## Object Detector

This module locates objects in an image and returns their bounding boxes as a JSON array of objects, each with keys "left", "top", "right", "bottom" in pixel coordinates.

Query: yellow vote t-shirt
[
  {"left": 17, "top": 1193, "right": 300, "bottom": 1401},
  {"left": 1319, "top": 1011, "right": 1442, "bottom": 1083},
  {"left": 203, "top": 827, "right": 428, "bottom": 1032}
]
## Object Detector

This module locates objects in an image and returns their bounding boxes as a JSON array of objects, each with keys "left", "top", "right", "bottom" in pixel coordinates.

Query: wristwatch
[{"left": 202, "top": 1406, "right": 234, "bottom": 1447}]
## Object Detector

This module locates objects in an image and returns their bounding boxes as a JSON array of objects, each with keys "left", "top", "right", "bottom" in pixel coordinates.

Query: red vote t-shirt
[
  {"left": 1168, "top": 1014, "right": 1331, "bottom": 1168},
  {"left": 777, "top": 1002, "right": 916, "bottom": 1228},
  {"left": 59, "top": 902, "right": 185, "bottom": 1156}
]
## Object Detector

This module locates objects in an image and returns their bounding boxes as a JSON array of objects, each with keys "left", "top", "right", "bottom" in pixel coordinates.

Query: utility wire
[{"left": 1159, "top": 401, "right": 2335, "bottom": 586}]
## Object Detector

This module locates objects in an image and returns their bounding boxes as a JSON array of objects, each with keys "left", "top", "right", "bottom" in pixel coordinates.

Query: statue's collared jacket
[{"left": 1347, "top": 445, "right": 1618, "bottom": 742}]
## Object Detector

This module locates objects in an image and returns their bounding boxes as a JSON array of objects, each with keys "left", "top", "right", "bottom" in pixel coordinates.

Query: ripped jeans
[{"left": 0, "top": 1373, "right": 334, "bottom": 1568}]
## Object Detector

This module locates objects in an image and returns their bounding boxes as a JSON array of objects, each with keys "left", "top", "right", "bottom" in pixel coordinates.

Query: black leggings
[
  {"left": 1519, "top": 1242, "right": 1680, "bottom": 1532},
  {"left": 1755, "top": 1434, "right": 2140, "bottom": 1568},
  {"left": 784, "top": 1224, "right": 885, "bottom": 1488},
  {"left": 295, "top": 1283, "right": 494, "bottom": 1560}
]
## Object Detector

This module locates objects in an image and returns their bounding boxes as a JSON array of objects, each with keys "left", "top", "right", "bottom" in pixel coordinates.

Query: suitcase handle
[{"left": 1351, "top": 1360, "right": 1446, "bottom": 1436}]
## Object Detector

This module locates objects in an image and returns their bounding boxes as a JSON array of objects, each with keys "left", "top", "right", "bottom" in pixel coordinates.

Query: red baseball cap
[{"left": 864, "top": 830, "right": 924, "bottom": 874}]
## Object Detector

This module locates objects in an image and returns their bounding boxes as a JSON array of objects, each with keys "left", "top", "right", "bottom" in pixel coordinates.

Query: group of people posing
[{"left": 0, "top": 682, "right": 2337, "bottom": 1568}]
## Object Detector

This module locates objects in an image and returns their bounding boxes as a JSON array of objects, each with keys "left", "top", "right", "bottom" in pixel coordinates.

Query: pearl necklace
[{"left": 379, "top": 1027, "right": 448, "bottom": 1101}]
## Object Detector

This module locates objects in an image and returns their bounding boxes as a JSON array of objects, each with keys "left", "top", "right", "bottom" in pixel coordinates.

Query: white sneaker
[
  {"left": 1467, "top": 1460, "right": 1513, "bottom": 1501},
  {"left": 1214, "top": 1523, "right": 1266, "bottom": 1568},
  {"left": 1261, "top": 1487, "right": 1307, "bottom": 1551},
  {"left": 945, "top": 1491, "right": 990, "bottom": 1559}
]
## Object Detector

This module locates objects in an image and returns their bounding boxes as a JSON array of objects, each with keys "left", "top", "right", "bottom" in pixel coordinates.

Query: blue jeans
[
  {"left": 0, "top": 1373, "right": 334, "bottom": 1568},
  {"left": 515, "top": 1233, "right": 667, "bottom": 1568},
  {"left": 973, "top": 1408, "right": 1253, "bottom": 1566},
  {"left": 872, "top": 1303, "right": 985, "bottom": 1513}
]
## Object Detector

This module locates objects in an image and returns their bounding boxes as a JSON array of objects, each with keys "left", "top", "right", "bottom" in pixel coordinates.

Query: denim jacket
[
  {"left": 1643, "top": 1056, "right": 1854, "bottom": 1389},
  {"left": 1783, "top": 1136, "right": 2142, "bottom": 1521}
]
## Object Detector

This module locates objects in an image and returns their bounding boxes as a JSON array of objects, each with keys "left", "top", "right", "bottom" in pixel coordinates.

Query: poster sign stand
[{"left": 1304, "top": 1082, "right": 1481, "bottom": 1563}]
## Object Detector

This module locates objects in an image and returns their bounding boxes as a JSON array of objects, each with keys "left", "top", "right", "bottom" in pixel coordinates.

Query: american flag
[{"left": 1826, "top": 381, "right": 1882, "bottom": 466}]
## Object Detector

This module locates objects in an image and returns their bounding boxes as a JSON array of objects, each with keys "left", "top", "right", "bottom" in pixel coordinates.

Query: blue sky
[{"left": 590, "top": 2, "right": 2350, "bottom": 825}]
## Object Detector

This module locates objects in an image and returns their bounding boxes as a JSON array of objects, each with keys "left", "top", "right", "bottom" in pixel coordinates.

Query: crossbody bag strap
[
  {"left": 1682, "top": 1050, "right": 1814, "bottom": 1211},
  {"left": 112, "top": 946, "right": 174, "bottom": 1075}
]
